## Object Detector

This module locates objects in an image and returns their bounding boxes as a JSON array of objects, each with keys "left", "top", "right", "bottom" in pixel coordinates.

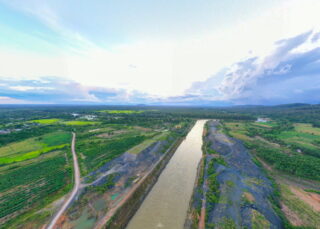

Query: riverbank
[
  {"left": 98, "top": 137, "right": 184, "bottom": 229},
  {"left": 186, "top": 120, "right": 282, "bottom": 228}
]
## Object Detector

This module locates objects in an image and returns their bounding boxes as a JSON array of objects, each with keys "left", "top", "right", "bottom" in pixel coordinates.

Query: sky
[{"left": 0, "top": 0, "right": 320, "bottom": 105}]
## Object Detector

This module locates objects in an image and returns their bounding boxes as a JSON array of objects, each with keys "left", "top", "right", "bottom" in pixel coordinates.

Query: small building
[
  {"left": 82, "top": 115, "right": 97, "bottom": 120},
  {"left": 256, "top": 117, "right": 271, "bottom": 123},
  {"left": 0, "top": 129, "right": 11, "bottom": 134}
]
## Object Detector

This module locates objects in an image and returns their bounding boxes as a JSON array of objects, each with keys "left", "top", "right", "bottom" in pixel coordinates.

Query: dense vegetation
[
  {"left": 245, "top": 142, "right": 320, "bottom": 180},
  {"left": 0, "top": 155, "right": 71, "bottom": 227}
]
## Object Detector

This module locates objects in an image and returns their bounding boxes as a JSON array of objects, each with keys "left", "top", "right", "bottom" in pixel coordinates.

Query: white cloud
[
  {"left": 0, "top": 96, "right": 36, "bottom": 104},
  {"left": 1, "top": 0, "right": 320, "bottom": 102}
]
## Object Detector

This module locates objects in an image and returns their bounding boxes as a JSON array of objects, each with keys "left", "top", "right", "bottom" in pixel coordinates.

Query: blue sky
[{"left": 0, "top": 0, "right": 319, "bottom": 105}]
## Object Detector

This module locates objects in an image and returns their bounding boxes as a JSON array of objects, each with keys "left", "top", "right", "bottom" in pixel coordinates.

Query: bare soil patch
[
  {"left": 280, "top": 202, "right": 303, "bottom": 226},
  {"left": 290, "top": 186, "right": 320, "bottom": 212}
]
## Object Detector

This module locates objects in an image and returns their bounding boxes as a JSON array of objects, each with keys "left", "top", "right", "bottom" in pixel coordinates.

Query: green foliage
[
  {"left": 253, "top": 143, "right": 320, "bottom": 180},
  {"left": 304, "top": 189, "right": 320, "bottom": 195},
  {"left": 212, "top": 157, "right": 228, "bottom": 166},
  {"left": 217, "top": 217, "right": 237, "bottom": 229},
  {"left": 206, "top": 159, "right": 220, "bottom": 215},
  {"left": 207, "top": 148, "right": 218, "bottom": 155},
  {"left": 92, "top": 174, "right": 117, "bottom": 193}
]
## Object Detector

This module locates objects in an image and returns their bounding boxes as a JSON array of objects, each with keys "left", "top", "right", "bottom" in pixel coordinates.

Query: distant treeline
[{"left": 220, "top": 103, "right": 320, "bottom": 126}]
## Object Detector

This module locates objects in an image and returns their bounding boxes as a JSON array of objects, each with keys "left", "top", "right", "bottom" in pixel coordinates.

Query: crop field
[
  {"left": 29, "top": 119, "right": 100, "bottom": 126},
  {"left": 0, "top": 137, "right": 43, "bottom": 157},
  {"left": 277, "top": 131, "right": 319, "bottom": 149},
  {"left": 294, "top": 123, "right": 320, "bottom": 135},
  {"left": 0, "top": 152, "right": 72, "bottom": 227},
  {"left": 62, "top": 120, "right": 100, "bottom": 126},
  {"left": 0, "top": 144, "right": 68, "bottom": 165},
  {"left": 0, "top": 129, "right": 72, "bottom": 227},
  {"left": 0, "top": 131, "right": 71, "bottom": 165},
  {"left": 29, "top": 119, "right": 61, "bottom": 124},
  {"left": 223, "top": 122, "right": 252, "bottom": 141}
]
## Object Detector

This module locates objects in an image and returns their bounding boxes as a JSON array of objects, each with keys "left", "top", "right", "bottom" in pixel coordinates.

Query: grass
[
  {"left": 63, "top": 121, "right": 100, "bottom": 126},
  {"left": 127, "top": 132, "right": 168, "bottom": 154},
  {"left": 304, "top": 189, "right": 320, "bottom": 195},
  {"left": 279, "top": 183, "right": 320, "bottom": 227},
  {"left": 41, "top": 132, "right": 71, "bottom": 146},
  {"left": 294, "top": 123, "right": 320, "bottom": 135},
  {"left": 251, "top": 209, "right": 270, "bottom": 229},
  {"left": 29, "top": 119, "right": 61, "bottom": 124},
  {"left": 0, "top": 131, "right": 71, "bottom": 164},
  {"left": 0, "top": 144, "right": 68, "bottom": 165},
  {"left": 244, "top": 177, "right": 264, "bottom": 187},
  {"left": 0, "top": 138, "right": 43, "bottom": 157},
  {"left": 277, "top": 130, "right": 319, "bottom": 150},
  {"left": 224, "top": 122, "right": 252, "bottom": 141},
  {"left": 252, "top": 122, "right": 277, "bottom": 128},
  {"left": 217, "top": 217, "right": 236, "bottom": 229},
  {"left": 226, "top": 121, "right": 320, "bottom": 152},
  {"left": 99, "top": 110, "right": 144, "bottom": 114}
]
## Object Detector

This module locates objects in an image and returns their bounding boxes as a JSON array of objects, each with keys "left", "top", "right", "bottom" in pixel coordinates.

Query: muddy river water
[{"left": 126, "top": 120, "right": 206, "bottom": 229}]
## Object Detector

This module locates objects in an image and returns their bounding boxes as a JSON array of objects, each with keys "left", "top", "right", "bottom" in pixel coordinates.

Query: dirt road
[{"left": 46, "top": 132, "right": 81, "bottom": 229}]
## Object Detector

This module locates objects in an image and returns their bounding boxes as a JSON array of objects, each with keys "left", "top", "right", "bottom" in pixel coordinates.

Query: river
[{"left": 126, "top": 120, "right": 206, "bottom": 229}]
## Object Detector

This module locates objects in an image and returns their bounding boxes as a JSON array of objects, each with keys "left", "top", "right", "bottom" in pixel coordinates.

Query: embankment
[{"left": 99, "top": 124, "right": 196, "bottom": 229}]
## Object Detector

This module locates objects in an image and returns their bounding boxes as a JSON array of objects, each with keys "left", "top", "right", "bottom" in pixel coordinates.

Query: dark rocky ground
[
  {"left": 203, "top": 120, "right": 282, "bottom": 228},
  {"left": 64, "top": 137, "right": 176, "bottom": 227}
]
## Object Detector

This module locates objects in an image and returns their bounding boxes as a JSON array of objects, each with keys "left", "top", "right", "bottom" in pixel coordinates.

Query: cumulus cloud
[
  {"left": 0, "top": 77, "right": 151, "bottom": 104},
  {"left": 1, "top": 31, "right": 320, "bottom": 106},
  {"left": 187, "top": 31, "right": 320, "bottom": 105}
]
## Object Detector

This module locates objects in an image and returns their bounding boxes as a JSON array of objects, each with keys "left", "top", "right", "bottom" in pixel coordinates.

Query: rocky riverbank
[{"left": 186, "top": 120, "right": 282, "bottom": 229}]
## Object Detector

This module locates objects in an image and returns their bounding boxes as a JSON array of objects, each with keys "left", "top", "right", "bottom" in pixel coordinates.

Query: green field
[
  {"left": 63, "top": 121, "right": 100, "bottom": 126},
  {"left": 0, "top": 144, "right": 68, "bottom": 165},
  {"left": 29, "top": 119, "right": 61, "bottom": 124},
  {"left": 0, "top": 155, "right": 72, "bottom": 227},
  {"left": 294, "top": 123, "right": 320, "bottom": 135},
  {"left": 0, "top": 129, "right": 72, "bottom": 227},
  {"left": 29, "top": 119, "right": 100, "bottom": 126},
  {"left": 127, "top": 132, "right": 168, "bottom": 154},
  {"left": 0, "top": 131, "right": 71, "bottom": 165}
]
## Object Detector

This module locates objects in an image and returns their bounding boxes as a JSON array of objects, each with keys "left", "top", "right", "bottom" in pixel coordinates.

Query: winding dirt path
[{"left": 46, "top": 132, "right": 81, "bottom": 229}]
